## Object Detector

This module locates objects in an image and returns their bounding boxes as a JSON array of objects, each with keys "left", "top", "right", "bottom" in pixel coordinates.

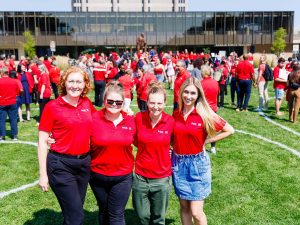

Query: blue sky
[{"left": 1, "top": 0, "right": 299, "bottom": 29}]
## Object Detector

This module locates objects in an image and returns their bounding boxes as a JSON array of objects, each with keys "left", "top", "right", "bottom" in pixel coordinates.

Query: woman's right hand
[{"left": 39, "top": 174, "right": 49, "bottom": 192}]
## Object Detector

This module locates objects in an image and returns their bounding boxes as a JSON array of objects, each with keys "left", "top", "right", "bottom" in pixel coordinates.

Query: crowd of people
[{"left": 0, "top": 48, "right": 300, "bottom": 225}]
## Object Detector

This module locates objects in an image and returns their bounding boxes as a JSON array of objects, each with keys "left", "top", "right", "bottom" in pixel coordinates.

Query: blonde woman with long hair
[{"left": 172, "top": 77, "right": 234, "bottom": 225}]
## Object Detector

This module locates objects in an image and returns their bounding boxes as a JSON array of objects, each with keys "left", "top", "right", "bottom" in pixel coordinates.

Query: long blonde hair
[{"left": 179, "top": 77, "right": 217, "bottom": 137}]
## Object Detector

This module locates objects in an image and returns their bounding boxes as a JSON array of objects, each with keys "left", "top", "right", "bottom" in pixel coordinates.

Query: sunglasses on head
[{"left": 106, "top": 99, "right": 124, "bottom": 106}]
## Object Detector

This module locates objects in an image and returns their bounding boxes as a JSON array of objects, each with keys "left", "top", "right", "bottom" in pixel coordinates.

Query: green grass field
[{"left": 0, "top": 83, "right": 300, "bottom": 225}]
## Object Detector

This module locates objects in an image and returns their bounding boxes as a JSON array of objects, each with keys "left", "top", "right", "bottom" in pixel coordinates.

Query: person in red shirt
[
  {"left": 217, "top": 61, "right": 229, "bottom": 108},
  {"left": 0, "top": 66, "right": 23, "bottom": 141},
  {"left": 37, "top": 64, "right": 52, "bottom": 124},
  {"left": 43, "top": 55, "right": 52, "bottom": 72},
  {"left": 17, "top": 64, "right": 34, "bottom": 122},
  {"left": 137, "top": 66, "right": 157, "bottom": 112},
  {"left": 230, "top": 60, "right": 239, "bottom": 106},
  {"left": 9, "top": 55, "right": 16, "bottom": 71},
  {"left": 38, "top": 67, "right": 95, "bottom": 225},
  {"left": 201, "top": 65, "right": 220, "bottom": 154},
  {"left": 172, "top": 77, "right": 234, "bottom": 225},
  {"left": 89, "top": 81, "right": 136, "bottom": 225},
  {"left": 174, "top": 60, "right": 191, "bottom": 110},
  {"left": 254, "top": 55, "right": 269, "bottom": 112},
  {"left": 273, "top": 57, "right": 287, "bottom": 115},
  {"left": 93, "top": 60, "right": 107, "bottom": 106},
  {"left": 236, "top": 54, "right": 255, "bottom": 111},
  {"left": 118, "top": 69, "right": 134, "bottom": 114},
  {"left": 49, "top": 61, "right": 61, "bottom": 99},
  {"left": 133, "top": 82, "right": 174, "bottom": 225},
  {"left": 29, "top": 61, "right": 42, "bottom": 104}
]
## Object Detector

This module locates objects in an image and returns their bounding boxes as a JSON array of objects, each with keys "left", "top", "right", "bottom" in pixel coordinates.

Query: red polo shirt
[
  {"left": 134, "top": 111, "right": 174, "bottom": 179},
  {"left": 38, "top": 72, "right": 52, "bottom": 98},
  {"left": 39, "top": 96, "right": 96, "bottom": 155},
  {"left": 201, "top": 77, "right": 219, "bottom": 112},
  {"left": 138, "top": 72, "right": 157, "bottom": 101},
  {"left": 90, "top": 109, "right": 136, "bottom": 176},
  {"left": 93, "top": 65, "right": 107, "bottom": 81},
  {"left": 0, "top": 76, "right": 22, "bottom": 105},
  {"left": 119, "top": 75, "right": 134, "bottom": 99},
  {"left": 174, "top": 70, "right": 190, "bottom": 103},
  {"left": 49, "top": 66, "right": 61, "bottom": 85},
  {"left": 172, "top": 109, "right": 226, "bottom": 155},
  {"left": 236, "top": 60, "right": 254, "bottom": 80}
]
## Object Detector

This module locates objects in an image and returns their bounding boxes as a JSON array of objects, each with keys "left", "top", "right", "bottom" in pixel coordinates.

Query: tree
[
  {"left": 21, "top": 31, "right": 36, "bottom": 59},
  {"left": 271, "top": 27, "right": 287, "bottom": 56}
]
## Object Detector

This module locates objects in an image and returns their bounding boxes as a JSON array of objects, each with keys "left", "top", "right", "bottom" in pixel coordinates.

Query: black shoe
[{"left": 0, "top": 136, "right": 5, "bottom": 141}]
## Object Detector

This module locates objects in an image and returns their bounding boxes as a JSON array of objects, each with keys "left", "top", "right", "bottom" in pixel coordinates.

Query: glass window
[
  {"left": 253, "top": 12, "right": 262, "bottom": 34},
  {"left": 56, "top": 13, "right": 66, "bottom": 35},
  {"left": 195, "top": 13, "right": 204, "bottom": 34},
  {"left": 77, "top": 13, "right": 86, "bottom": 33},
  {"left": 0, "top": 13, "right": 4, "bottom": 35},
  {"left": 15, "top": 12, "right": 25, "bottom": 35},
  {"left": 262, "top": 12, "right": 272, "bottom": 34},
  {"left": 36, "top": 14, "right": 46, "bottom": 35},
  {"left": 244, "top": 12, "right": 253, "bottom": 34},
  {"left": 65, "top": 13, "right": 77, "bottom": 35},
  {"left": 4, "top": 13, "right": 15, "bottom": 35},
  {"left": 273, "top": 12, "right": 282, "bottom": 31},
  {"left": 185, "top": 13, "right": 195, "bottom": 35},
  {"left": 216, "top": 12, "right": 225, "bottom": 34},
  {"left": 86, "top": 12, "right": 98, "bottom": 33},
  {"left": 225, "top": 12, "right": 235, "bottom": 32},
  {"left": 235, "top": 12, "right": 244, "bottom": 35},
  {"left": 24, "top": 13, "right": 36, "bottom": 34},
  {"left": 46, "top": 14, "right": 56, "bottom": 35}
]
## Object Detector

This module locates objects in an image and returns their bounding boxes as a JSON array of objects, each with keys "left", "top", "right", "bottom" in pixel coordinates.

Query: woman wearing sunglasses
[
  {"left": 132, "top": 82, "right": 174, "bottom": 225},
  {"left": 38, "top": 67, "right": 95, "bottom": 225},
  {"left": 89, "top": 81, "right": 136, "bottom": 225}
]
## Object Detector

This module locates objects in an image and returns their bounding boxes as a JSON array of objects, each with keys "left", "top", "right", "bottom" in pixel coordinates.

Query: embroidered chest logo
[
  {"left": 191, "top": 122, "right": 201, "bottom": 127},
  {"left": 158, "top": 130, "right": 168, "bottom": 134},
  {"left": 81, "top": 109, "right": 90, "bottom": 112},
  {"left": 122, "top": 126, "right": 132, "bottom": 131}
]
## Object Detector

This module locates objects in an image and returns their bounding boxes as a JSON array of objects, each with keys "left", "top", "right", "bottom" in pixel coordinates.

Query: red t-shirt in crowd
[
  {"left": 174, "top": 70, "right": 190, "bottom": 103},
  {"left": 43, "top": 60, "right": 52, "bottom": 72},
  {"left": 38, "top": 72, "right": 52, "bottom": 98},
  {"left": 138, "top": 72, "right": 157, "bottom": 101},
  {"left": 0, "top": 76, "right": 22, "bottom": 105},
  {"left": 201, "top": 77, "right": 219, "bottom": 112},
  {"left": 90, "top": 109, "right": 136, "bottom": 176},
  {"left": 134, "top": 111, "right": 174, "bottom": 179},
  {"left": 39, "top": 96, "right": 96, "bottom": 155},
  {"left": 49, "top": 66, "right": 61, "bottom": 85},
  {"left": 93, "top": 64, "right": 107, "bottom": 81},
  {"left": 118, "top": 75, "right": 134, "bottom": 99},
  {"left": 230, "top": 65, "right": 237, "bottom": 78},
  {"left": 18, "top": 72, "right": 35, "bottom": 93},
  {"left": 218, "top": 66, "right": 229, "bottom": 85},
  {"left": 172, "top": 109, "right": 226, "bottom": 155},
  {"left": 258, "top": 63, "right": 266, "bottom": 82},
  {"left": 236, "top": 60, "right": 254, "bottom": 80},
  {"left": 273, "top": 66, "right": 287, "bottom": 89},
  {"left": 29, "top": 64, "right": 41, "bottom": 80}
]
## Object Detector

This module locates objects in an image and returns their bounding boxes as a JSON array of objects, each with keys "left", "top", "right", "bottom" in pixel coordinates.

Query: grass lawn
[{"left": 0, "top": 82, "right": 299, "bottom": 225}]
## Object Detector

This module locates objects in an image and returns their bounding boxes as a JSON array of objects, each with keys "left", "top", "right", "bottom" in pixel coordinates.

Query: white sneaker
[
  {"left": 254, "top": 108, "right": 262, "bottom": 112},
  {"left": 210, "top": 147, "right": 216, "bottom": 154}
]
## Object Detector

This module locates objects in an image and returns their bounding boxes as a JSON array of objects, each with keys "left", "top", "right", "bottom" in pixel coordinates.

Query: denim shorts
[
  {"left": 275, "top": 88, "right": 285, "bottom": 99},
  {"left": 171, "top": 151, "right": 211, "bottom": 201}
]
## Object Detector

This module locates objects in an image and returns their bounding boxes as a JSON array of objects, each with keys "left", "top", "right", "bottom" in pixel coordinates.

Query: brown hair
[
  {"left": 59, "top": 66, "right": 91, "bottom": 97},
  {"left": 147, "top": 81, "right": 167, "bottom": 102},
  {"left": 104, "top": 81, "right": 124, "bottom": 100}
]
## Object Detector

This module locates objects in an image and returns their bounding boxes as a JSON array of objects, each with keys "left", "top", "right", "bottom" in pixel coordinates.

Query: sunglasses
[{"left": 106, "top": 99, "right": 124, "bottom": 106}]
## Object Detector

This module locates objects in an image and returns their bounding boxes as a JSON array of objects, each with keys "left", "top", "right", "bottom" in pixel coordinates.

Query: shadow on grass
[{"left": 23, "top": 208, "right": 175, "bottom": 225}]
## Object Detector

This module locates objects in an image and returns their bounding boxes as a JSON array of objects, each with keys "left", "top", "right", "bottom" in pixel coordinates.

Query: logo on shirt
[
  {"left": 158, "top": 130, "right": 168, "bottom": 134},
  {"left": 191, "top": 122, "right": 201, "bottom": 127},
  {"left": 122, "top": 126, "right": 132, "bottom": 131},
  {"left": 81, "top": 109, "right": 90, "bottom": 112}
]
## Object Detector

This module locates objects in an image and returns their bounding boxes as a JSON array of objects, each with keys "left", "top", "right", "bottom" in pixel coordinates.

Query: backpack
[{"left": 263, "top": 64, "right": 273, "bottom": 81}]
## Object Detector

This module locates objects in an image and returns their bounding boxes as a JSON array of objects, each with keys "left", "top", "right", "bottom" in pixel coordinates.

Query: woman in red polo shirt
[
  {"left": 132, "top": 82, "right": 174, "bottom": 225},
  {"left": 172, "top": 77, "right": 234, "bottom": 225},
  {"left": 38, "top": 67, "right": 95, "bottom": 225},
  {"left": 37, "top": 64, "right": 52, "bottom": 124},
  {"left": 89, "top": 81, "right": 136, "bottom": 225}
]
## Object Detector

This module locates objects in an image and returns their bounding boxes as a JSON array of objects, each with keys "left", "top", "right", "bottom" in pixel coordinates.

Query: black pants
[
  {"left": 218, "top": 84, "right": 226, "bottom": 107},
  {"left": 230, "top": 78, "right": 238, "bottom": 103},
  {"left": 94, "top": 80, "right": 106, "bottom": 107},
  {"left": 140, "top": 100, "right": 147, "bottom": 112},
  {"left": 47, "top": 153, "right": 91, "bottom": 225},
  {"left": 90, "top": 172, "right": 132, "bottom": 225},
  {"left": 51, "top": 82, "right": 59, "bottom": 99},
  {"left": 38, "top": 98, "right": 50, "bottom": 122}
]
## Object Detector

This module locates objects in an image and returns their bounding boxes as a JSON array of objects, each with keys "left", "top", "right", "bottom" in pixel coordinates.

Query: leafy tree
[
  {"left": 21, "top": 31, "right": 36, "bottom": 59},
  {"left": 271, "top": 27, "right": 287, "bottom": 56}
]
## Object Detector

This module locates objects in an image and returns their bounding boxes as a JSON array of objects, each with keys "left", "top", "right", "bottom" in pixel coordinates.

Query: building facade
[
  {"left": 72, "top": 0, "right": 187, "bottom": 12},
  {"left": 0, "top": 11, "right": 294, "bottom": 58}
]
